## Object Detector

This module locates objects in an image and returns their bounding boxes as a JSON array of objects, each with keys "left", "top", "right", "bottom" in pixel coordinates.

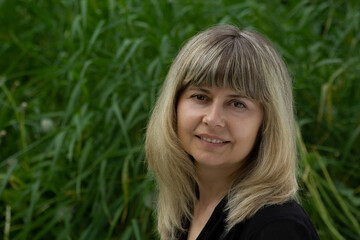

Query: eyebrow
[
  {"left": 188, "top": 86, "right": 211, "bottom": 94},
  {"left": 188, "top": 86, "right": 248, "bottom": 99}
]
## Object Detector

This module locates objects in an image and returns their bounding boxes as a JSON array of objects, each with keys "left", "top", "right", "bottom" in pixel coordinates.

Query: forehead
[
  {"left": 179, "top": 49, "right": 264, "bottom": 101},
  {"left": 172, "top": 28, "right": 279, "bottom": 105},
  {"left": 186, "top": 85, "right": 247, "bottom": 98}
]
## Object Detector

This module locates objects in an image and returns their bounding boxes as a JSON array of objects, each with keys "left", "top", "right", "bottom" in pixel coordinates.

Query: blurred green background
[{"left": 0, "top": 0, "right": 359, "bottom": 239}]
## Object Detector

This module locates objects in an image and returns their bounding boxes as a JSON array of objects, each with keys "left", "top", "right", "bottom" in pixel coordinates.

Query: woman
[{"left": 145, "top": 25, "right": 320, "bottom": 240}]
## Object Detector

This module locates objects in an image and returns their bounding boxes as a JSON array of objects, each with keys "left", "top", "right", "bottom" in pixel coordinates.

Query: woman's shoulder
[
  {"left": 228, "top": 200, "right": 320, "bottom": 240},
  {"left": 248, "top": 200, "right": 312, "bottom": 227}
]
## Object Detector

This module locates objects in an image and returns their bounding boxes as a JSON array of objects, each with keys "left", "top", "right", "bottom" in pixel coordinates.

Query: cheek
[
  {"left": 177, "top": 102, "right": 199, "bottom": 146},
  {"left": 178, "top": 109, "right": 200, "bottom": 136},
  {"left": 234, "top": 120, "right": 262, "bottom": 143}
]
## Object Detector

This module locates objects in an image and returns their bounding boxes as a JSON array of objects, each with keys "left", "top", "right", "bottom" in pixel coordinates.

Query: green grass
[{"left": 0, "top": 0, "right": 359, "bottom": 239}]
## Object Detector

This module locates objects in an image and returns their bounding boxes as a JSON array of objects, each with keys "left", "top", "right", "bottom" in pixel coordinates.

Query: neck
[{"left": 196, "top": 163, "right": 237, "bottom": 207}]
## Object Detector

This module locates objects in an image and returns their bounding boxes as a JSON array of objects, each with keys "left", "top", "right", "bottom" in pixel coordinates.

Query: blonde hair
[{"left": 145, "top": 25, "right": 298, "bottom": 239}]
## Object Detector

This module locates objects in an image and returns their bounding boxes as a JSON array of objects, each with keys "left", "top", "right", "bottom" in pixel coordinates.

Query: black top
[{"left": 180, "top": 198, "right": 320, "bottom": 240}]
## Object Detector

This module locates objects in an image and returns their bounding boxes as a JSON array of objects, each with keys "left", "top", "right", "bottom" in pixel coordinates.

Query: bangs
[{"left": 181, "top": 33, "right": 266, "bottom": 101}]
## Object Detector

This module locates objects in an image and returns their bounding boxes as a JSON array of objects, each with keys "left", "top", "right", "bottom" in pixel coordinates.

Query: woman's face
[{"left": 177, "top": 85, "right": 264, "bottom": 171}]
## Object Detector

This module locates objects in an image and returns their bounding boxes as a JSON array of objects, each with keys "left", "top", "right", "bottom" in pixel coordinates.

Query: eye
[
  {"left": 231, "top": 100, "right": 246, "bottom": 109},
  {"left": 191, "top": 94, "right": 207, "bottom": 101}
]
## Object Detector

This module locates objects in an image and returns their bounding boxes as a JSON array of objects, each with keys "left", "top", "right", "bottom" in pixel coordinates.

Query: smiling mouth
[{"left": 197, "top": 136, "right": 229, "bottom": 144}]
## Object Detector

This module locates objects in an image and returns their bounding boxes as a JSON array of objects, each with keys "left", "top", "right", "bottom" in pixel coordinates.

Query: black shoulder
[{"left": 230, "top": 200, "right": 320, "bottom": 240}]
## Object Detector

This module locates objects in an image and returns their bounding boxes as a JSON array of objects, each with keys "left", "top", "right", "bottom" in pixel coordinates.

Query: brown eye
[
  {"left": 231, "top": 101, "right": 246, "bottom": 109},
  {"left": 191, "top": 94, "right": 207, "bottom": 101}
]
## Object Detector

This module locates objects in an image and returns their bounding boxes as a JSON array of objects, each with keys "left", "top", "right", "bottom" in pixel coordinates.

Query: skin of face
[{"left": 177, "top": 85, "right": 264, "bottom": 173}]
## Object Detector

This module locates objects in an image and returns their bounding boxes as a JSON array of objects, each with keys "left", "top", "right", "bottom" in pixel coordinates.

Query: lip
[{"left": 196, "top": 134, "right": 230, "bottom": 145}]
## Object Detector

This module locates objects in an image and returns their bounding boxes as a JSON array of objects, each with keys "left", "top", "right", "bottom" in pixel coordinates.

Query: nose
[{"left": 203, "top": 103, "right": 225, "bottom": 128}]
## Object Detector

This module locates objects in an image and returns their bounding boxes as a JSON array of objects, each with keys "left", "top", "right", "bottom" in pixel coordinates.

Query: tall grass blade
[{"left": 0, "top": 159, "right": 18, "bottom": 198}]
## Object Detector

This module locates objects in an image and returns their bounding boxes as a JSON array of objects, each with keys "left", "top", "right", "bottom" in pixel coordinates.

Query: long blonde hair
[{"left": 145, "top": 25, "right": 298, "bottom": 239}]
